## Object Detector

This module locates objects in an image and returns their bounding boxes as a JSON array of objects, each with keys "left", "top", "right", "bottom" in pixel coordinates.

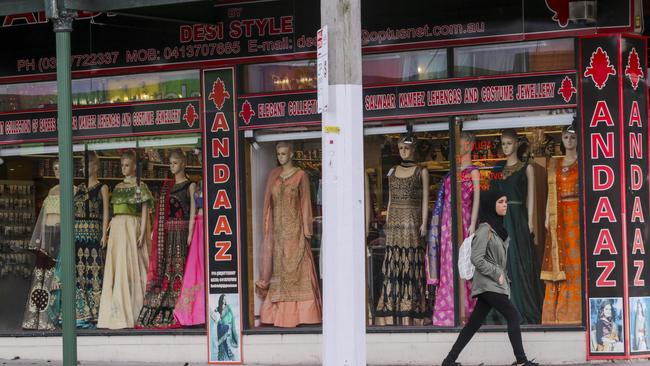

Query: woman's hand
[
  {"left": 469, "top": 224, "right": 476, "bottom": 235},
  {"left": 137, "top": 233, "right": 145, "bottom": 248},
  {"left": 187, "top": 235, "right": 193, "bottom": 247},
  {"left": 528, "top": 221, "right": 534, "bottom": 234},
  {"left": 100, "top": 235, "right": 107, "bottom": 249},
  {"left": 420, "top": 223, "right": 427, "bottom": 237},
  {"left": 498, "top": 273, "right": 505, "bottom": 285}
]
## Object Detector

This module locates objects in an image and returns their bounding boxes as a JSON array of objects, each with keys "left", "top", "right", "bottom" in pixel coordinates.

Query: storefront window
[
  {"left": 449, "top": 112, "right": 581, "bottom": 326},
  {"left": 363, "top": 49, "right": 447, "bottom": 85},
  {"left": 454, "top": 39, "right": 575, "bottom": 77},
  {"left": 246, "top": 130, "right": 322, "bottom": 328},
  {"left": 241, "top": 60, "right": 316, "bottom": 94},
  {"left": 363, "top": 120, "right": 450, "bottom": 326},
  {"left": 0, "top": 70, "right": 200, "bottom": 112},
  {"left": 0, "top": 134, "right": 205, "bottom": 332}
]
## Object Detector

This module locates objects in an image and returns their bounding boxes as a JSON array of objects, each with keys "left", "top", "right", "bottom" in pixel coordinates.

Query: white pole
[{"left": 320, "top": 0, "right": 366, "bottom": 365}]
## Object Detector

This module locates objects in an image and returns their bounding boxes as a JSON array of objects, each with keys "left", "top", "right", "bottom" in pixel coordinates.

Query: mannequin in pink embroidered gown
[
  {"left": 255, "top": 142, "right": 321, "bottom": 327},
  {"left": 431, "top": 132, "right": 480, "bottom": 326}
]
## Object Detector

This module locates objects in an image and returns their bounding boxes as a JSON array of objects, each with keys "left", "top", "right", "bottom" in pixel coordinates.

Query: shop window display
[
  {"left": 249, "top": 138, "right": 323, "bottom": 328},
  {"left": 0, "top": 136, "right": 206, "bottom": 332},
  {"left": 447, "top": 118, "right": 582, "bottom": 326}
]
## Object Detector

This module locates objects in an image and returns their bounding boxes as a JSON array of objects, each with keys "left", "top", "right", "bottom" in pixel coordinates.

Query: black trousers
[{"left": 444, "top": 291, "right": 528, "bottom": 364}]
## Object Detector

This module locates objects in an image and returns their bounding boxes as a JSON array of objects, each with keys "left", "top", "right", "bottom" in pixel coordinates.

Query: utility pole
[
  {"left": 47, "top": 1, "right": 77, "bottom": 365},
  {"left": 320, "top": 1, "right": 366, "bottom": 365}
]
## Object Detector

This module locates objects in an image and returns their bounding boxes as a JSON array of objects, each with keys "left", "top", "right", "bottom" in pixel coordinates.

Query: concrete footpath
[{"left": 3, "top": 360, "right": 650, "bottom": 366}]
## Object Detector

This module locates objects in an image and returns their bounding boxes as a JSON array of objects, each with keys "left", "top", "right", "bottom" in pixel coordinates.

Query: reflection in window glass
[
  {"left": 73, "top": 69, "right": 200, "bottom": 105},
  {"left": 0, "top": 70, "right": 200, "bottom": 112},
  {"left": 363, "top": 49, "right": 447, "bottom": 85},
  {"left": 451, "top": 117, "right": 581, "bottom": 326},
  {"left": 242, "top": 60, "right": 316, "bottom": 94},
  {"left": 247, "top": 136, "right": 323, "bottom": 328},
  {"left": 454, "top": 39, "right": 574, "bottom": 77},
  {"left": 0, "top": 81, "right": 57, "bottom": 111}
]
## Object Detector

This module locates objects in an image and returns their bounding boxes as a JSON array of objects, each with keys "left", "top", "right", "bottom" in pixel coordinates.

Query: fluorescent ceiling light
[
  {"left": 255, "top": 131, "right": 321, "bottom": 142},
  {"left": 364, "top": 123, "right": 448, "bottom": 136},
  {"left": 463, "top": 113, "right": 573, "bottom": 131},
  {"left": 139, "top": 136, "right": 199, "bottom": 148}
]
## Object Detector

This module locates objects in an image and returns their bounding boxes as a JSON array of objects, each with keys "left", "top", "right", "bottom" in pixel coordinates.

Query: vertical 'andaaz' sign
[
  {"left": 621, "top": 36, "right": 650, "bottom": 357},
  {"left": 580, "top": 36, "right": 627, "bottom": 359},
  {"left": 203, "top": 68, "right": 242, "bottom": 364}
]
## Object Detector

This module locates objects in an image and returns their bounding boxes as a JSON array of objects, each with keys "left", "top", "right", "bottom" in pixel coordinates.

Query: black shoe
[
  {"left": 512, "top": 360, "right": 539, "bottom": 366},
  {"left": 442, "top": 361, "right": 462, "bottom": 366}
]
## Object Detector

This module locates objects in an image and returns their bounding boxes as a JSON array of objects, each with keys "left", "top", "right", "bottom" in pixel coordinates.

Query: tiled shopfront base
[{"left": 0, "top": 331, "right": 586, "bottom": 365}]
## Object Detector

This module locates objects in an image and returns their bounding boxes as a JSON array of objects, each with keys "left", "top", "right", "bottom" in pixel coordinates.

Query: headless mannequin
[
  {"left": 501, "top": 134, "right": 535, "bottom": 234},
  {"left": 87, "top": 156, "right": 110, "bottom": 248},
  {"left": 545, "top": 131, "right": 577, "bottom": 229},
  {"left": 169, "top": 155, "right": 197, "bottom": 245},
  {"left": 276, "top": 145, "right": 313, "bottom": 239}
]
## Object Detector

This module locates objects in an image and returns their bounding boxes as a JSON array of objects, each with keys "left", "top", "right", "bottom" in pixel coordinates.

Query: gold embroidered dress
[
  {"left": 97, "top": 179, "right": 153, "bottom": 329},
  {"left": 256, "top": 167, "right": 321, "bottom": 327}
]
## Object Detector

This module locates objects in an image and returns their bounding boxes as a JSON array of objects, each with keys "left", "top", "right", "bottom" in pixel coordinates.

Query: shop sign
[
  {"left": 0, "top": 99, "right": 200, "bottom": 145},
  {"left": 0, "top": 0, "right": 632, "bottom": 77},
  {"left": 580, "top": 35, "right": 650, "bottom": 360},
  {"left": 236, "top": 72, "right": 576, "bottom": 128},
  {"left": 621, "top": 36, "right": 650, "bottom": 357},
  {"left": 202, "top": 68, "right": 243, "bottom": 364}
]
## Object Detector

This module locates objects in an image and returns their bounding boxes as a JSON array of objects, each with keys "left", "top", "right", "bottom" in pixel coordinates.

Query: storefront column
[
  {"left": 51, "top": 7, "right": 77, "bottom": 366},
  {"left": 320, "top": 1, "right": 366, "bottom": 365},
  {"left": 579, "top": 34, "right": 650, "bottom": 360}
]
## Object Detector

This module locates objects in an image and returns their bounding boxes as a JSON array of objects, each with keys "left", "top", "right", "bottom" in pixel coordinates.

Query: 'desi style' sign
[
  {"left": 0, "top": 99, "right": 200, "bottom": 144},
  {"left": 202, "top": 68, "right": 243, "bottom": 364},
  {"left": 0, "top": 0, "right": 632, "bottom": 77},
  {"left": 580, "top": 35, "right": 650, "bottom": 360},
  {"left": 236, "top": 72, "right": 577, "bottom": 128}
]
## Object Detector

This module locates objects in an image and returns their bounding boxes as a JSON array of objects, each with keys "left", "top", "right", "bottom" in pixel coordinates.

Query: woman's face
[
  {"left": 495, "top": 196, "right": 508, "bottom": 216},
  {"left": 121, "top": 157, "right": 136, "bottom": 177},
  {"left": 459, "top": 137, "right": 474, "bottom": 156},
  {"left": 562, "top": 131, "right": 577, "bottom": 151},
  {"left": 398, "top": 142, "right": 415, "bottom": 160},
  {"left": 169, "top": 156, "right": 185, "bottom": 175},
  {"left": 53, "top": 163, "right": 60, "bottom": 179},
  {"left": 604, "top": 304, "right": 612, "bottom": 318},
  {"left": 501, "top": 136, "right": 517, "bottom": 157},
  {"left": 276, "top": 146, "right": 292, "bottom": 166}
]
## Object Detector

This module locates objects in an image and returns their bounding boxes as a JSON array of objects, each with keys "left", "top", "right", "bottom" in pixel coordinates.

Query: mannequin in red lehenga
[{"left": 255, "top": 141, "right": 321, "bottom": 328}]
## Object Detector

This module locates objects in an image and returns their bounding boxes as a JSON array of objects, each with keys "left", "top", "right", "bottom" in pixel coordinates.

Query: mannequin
[
  {"left": 541, "top": 127, "right": 581, "bottom": 324},
  {"left": 22, "top": 160, "right": 65, "bottom": 330},
  {"left": 430, "top": 131, "right": 480, "bottom": 326},
  {"left": 375, "top": 136, "right": 429, "bottom": 326},
  {"left": 174, "top": 152, "right": 206, "bottom": 326},
  {"left": 256, "top": 141, "right": 321, "bottom": 327},
  {"left": 138, "top": 149, "right": 196, "bottom": 328},
  {"left": 493, "top": 130, "right": 543, "bottom": 324},
  {"left": 50, "top": 151, "right": 109, "bottom": 328},
  {"left": 97, "top": 150, "right": 153, "bottom": 329}
]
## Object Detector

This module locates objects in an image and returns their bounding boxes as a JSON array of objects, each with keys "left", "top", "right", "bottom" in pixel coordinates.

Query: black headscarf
[{"left": 479, "top": 188, "right": 509, "bottom": 241}]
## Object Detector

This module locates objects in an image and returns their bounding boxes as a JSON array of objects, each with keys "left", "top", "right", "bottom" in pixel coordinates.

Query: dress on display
[
  {"left": 138, "top": 180, "right": 192, "bottom": 328},
  {"left": 541, "top": 158, "right": 581, "bottom": 325},
  {"left": 22, "top": 188, "right": 61, "bottom": 330},
  {"left": 50, "top": 183, "right": 106, "bottom": 328},
  {"left": 375, "top": 166, "right": 428, "bottom": 324},
  {"left": 493, "top": 161, "right": 544, "bottom": 324},
  {"left": 256, "top": 167, "right": 321, "bottom": 327},
  {"left": 97, "top": 180, "right": 153, "bottom": 329},
  {"left": 431, "top": 166, "right": 478, "bottom": 326},
  {"left": 174, "top": 186, "right": 205, "bottom": 326}
]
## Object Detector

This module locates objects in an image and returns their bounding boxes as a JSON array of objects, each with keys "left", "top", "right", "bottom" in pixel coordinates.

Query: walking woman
[{"left": 442, "top": 188, "right": 537, "bottom": 366}]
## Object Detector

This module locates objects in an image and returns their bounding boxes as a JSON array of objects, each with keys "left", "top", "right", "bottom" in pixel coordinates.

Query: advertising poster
[{"left": 203, "top": 68, "right": 242, "bottom": 364}]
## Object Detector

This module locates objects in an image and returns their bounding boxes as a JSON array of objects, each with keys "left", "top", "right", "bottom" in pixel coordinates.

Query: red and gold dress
[
  {"left": 256, "top": 167, "right": 321, "bottom": 327},
  {"left": 541, "top": 158, "right": 581, "bottom": 324}
]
